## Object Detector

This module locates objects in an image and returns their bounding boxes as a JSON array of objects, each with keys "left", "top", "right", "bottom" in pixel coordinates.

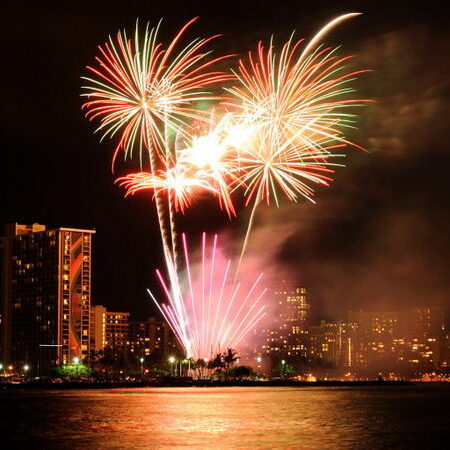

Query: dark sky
[{"left": 2, "top": 1, "right": 449, "bottom": 322}]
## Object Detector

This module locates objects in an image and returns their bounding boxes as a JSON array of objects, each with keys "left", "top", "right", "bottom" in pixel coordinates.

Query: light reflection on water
[{"left": 2, "top": 385, "right": 449, "bottom": 449}]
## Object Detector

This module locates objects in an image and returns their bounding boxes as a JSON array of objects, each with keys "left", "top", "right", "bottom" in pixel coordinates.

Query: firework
[
  {"left": 82, "top": 18, "right": 234, "bottom": 166},
  {"left": 148, "top": 233, "right": 267, "bottom": 360},
  {"left": 178, "top": 113, "right": 246, "bottom": 217},
  {"left": 117, "top": 167, "right": 218, "bottom": 214},
  {"left": 81, "top": 14, "right": 370, "bottom": 362},
  {"left": 226, "top": 13, "right": 370, "bottom": 273},
  {"left": 82, "top": 18, "right": 234, "bottom": 268},
  {"left": 117, "top": 111, "right": 243, "bottom": 217},
  {"left": 227, "top": 15, "right": 369, "bottom": 152}
]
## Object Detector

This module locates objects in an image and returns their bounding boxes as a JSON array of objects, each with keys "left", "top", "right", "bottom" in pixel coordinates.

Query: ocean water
[{"left": 2, "top": 385, "right": 449, "bottom": 449}]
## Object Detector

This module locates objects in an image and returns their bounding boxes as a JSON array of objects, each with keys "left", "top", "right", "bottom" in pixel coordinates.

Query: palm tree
[
  {"left": 223, "top": 348, "right": 239, "bottom": 370},
  {"left": 209, "top": 353, "right": 225, "bottom": 371}
]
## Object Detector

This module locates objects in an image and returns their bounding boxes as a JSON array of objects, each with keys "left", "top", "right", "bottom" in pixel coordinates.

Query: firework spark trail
[
  {"left": 145, "top": 112, "right": 172, "bottom": 264},
  {"left": 153, "top": 257, "right": 193, "bottom": 357},
  {"left": 210, "top": 258, "right": 231, "bottom": 356},
  {"left": 219, "top": 272, "right": 264, "bottom": 347},
  {"left": 148, "top": 233, "right": 267, "bottom": 360},
  {"left": 182, "top": 233, "right": 200, "bottom": 354},
  {"left": 206, "top": 234, "right": 217, "bottom": 356},
  {"left": 228, "top": 288, "right": 267, "bottom": 349},
  {"left": 201, "top": 232, "right": 206, "bottom": 356},
  {"left": 164, "top": 110, "right": 181, "bottom": 272},
  {"left": 298, "top": 12, "right": 362, "bottom": 64}
]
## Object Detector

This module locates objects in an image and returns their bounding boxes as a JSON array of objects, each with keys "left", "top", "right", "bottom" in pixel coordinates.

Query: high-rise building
[
  {"left": 90, "top": 305, "right": 130, "bottom": 352},
  {"left": 90, "top": 305, "right": 107, "bottom": 353},
  {"left": 410, "top": 307, "right": 445, "bottom": 339},
  {"left": 0, "top": 223, "right": 95, "bottom": 371},
  {"left": 341, "top": 322, "right": 359, "bottom": 369},
  {"left": 261, "top": 282, "right": 309, "bottom": 358},
  {"left": 308, "top": 320, "right": 359, "bottom": 369},
  {"left": 90, "top": 304, "right": 181, "bottom": 360},
  {"left": 128, "top": 317, "right": 166, "bottom": 357},
  {"left": 439, "top": 333, "right": 450, "bottom": 370},
  {"left": 276, "top": 282, "right": 309, "bottom": 331},
  {"left": 309, "top": 321, "right": 342, "bottom": 367}
]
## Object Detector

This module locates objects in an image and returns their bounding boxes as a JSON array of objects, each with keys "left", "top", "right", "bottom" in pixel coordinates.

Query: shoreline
[{"left": 0, "top": 379, "right": 423, "bottom": 390}]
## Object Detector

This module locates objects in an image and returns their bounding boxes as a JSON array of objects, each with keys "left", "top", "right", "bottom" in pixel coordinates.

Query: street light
[
  {"left": 280, "top": 360, "right": 286, "bottom": 379},
  {"left": 140, "top": 357, "right": 144, "bottom": 377},
  {"left": 73, "top": 357, "right": 80, "bottom": 364},
  {"left": 23, "top": 365, "right": 30, "bottom": 376},
  {"left": 256, "top": 356, "right": 262, "bottom": 363},
  {"left": 168, "top": 356, "right": 176, "bottom": 376}
]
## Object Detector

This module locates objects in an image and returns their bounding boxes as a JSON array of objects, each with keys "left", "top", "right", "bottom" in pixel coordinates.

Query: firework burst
[
  {"left": 81, "top": 17, "right": 234, "bottom": 167},
  {"left": 117, "top": 168, "right": 218, "bottom": 214},
  {"left": 225, "top": 13, "right": 371, "bottom": 273},
  {"left": 227, "top": 13, "right": 369, "bottom": 154},
  {"left": 235, "top": 125, "right": 346, "bottom": 207},
  {"left": 116, "top": 113, "right": 240, "bottom": 216}
]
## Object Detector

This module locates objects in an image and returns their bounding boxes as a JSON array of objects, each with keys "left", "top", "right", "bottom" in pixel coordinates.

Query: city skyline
[{"left": 1, "top": 222, "right": 448, "bottom": 378}]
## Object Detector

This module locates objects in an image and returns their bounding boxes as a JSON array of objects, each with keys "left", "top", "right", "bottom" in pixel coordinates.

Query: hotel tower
[{"left": 0, "top": 223, "right": 95, "bottom": 372}]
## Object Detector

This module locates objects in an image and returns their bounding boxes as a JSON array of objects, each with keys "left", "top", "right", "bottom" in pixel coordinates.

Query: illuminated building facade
[
  {"left": 90, "top": 304, "right": 180, "bottom": 359},
  {"left": 286, "top": 307, "right": 448, "bottom": 377},
  {"left": 348, "top": 307, "right": 447, "bottom": 375},
  {"left": 309, "top": 321, "right": 341, "bottom": 366},
  {"left": 0, "top": 223, "right": 94, "bottom": 371},
  {"left": 308, "top": 320, "right": 359, "bottom": 368},
  {"left": 128, "top": 317, "right": 167, "bottom": 357},
  {"left": 439, "top": 334, "right": 450, "bottom": 369},
  {"left": 261, "top": 282, "right": 309, "bottom": 358},
  {"left": 90, "top": 305, "right": 130, "bottom": 352}
]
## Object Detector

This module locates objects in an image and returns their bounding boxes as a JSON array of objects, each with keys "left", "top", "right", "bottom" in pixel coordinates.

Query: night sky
[{"left": 2, "top": 1, "right": 449, "bottom": 323}]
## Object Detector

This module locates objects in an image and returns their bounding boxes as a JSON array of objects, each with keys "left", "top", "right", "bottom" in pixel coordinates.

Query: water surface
[{"left": 2, "top": 385, "right": 449, "bottom": 449}]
